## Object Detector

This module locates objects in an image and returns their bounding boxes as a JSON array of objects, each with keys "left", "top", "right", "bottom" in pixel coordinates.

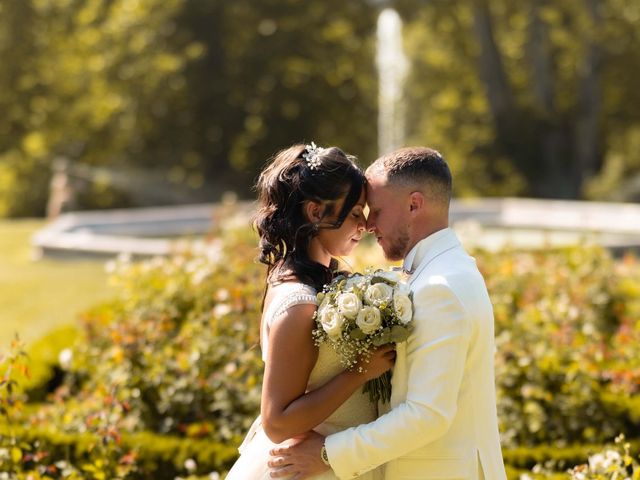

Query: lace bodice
[
  {"left": 261, "top": 282, "right": 377, "bottom": 432},
  {"left": 261, "top": 282, "right": 318, "bottom": 362}
]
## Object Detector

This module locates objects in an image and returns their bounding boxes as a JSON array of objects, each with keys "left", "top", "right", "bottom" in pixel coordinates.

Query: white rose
[
  {"left": 395, "top": 282, "right": 411, "bottom": 295},
  {"left": 375, "top": 270, "right": 400, "bottom": 283},
  {"left": 364, "top": 282, "right": 393, "bottom": 306},
  {"left": 393, "top": 293, "right": 413, "bottom": 325},
  {"left": 345, "top": 275, "right": 364, "bottom": 290},
  {"left": 356, "top": 306, "right": 382, "bottom": 334},
  {"left": 336, "top": 292, "right": 362, "bottom": 319},
  {"left": 320, "top": 307, "right": 346, "bottom": 338},
  {"left": 317, "top": 294, "right": 331, "bottom": 315}
]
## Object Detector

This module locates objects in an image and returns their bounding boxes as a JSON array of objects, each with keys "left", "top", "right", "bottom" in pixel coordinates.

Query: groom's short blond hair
[{"left": 367, "top": 147, "right": 452, "bottom": 204}]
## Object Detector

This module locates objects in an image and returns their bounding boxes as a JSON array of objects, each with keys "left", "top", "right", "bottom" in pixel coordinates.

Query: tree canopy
[{"left": 1, "top": 0, "right": 639, "bottom": 217}]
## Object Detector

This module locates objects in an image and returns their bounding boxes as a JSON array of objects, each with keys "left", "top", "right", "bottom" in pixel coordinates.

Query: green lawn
[{"left": 0, "top": 219, "right": 114, "bottom": 348}]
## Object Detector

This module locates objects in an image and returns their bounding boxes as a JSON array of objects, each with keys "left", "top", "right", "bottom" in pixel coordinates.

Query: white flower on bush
[
  {"left": 588, "top": 449, "right": 621, "bottom": 472},
  {"left": 184, "top": 458, "right": 197, "bottom": 472},
  {"left": 364, "top": 283, "right": 393, "bottom": 306},
  {"left": 336, "top": 292, "right": 362, "bottom": 319},
  {"left": 356, "top": 306, "right": 382, "bottom": 334},
  {"left": 393, "top": 293, "right": 413, "bottom": 325},
  {"left": 58, "top": 348, "right": 73, "bottom": 370},
  {"left": 213, "top": 303, "right": 232, "bottom": 317},
  {"left": 320, "top": 307, "right": 346, "bottom": 338},
  {"left": 587, "top": 453, "right": 606, "bottom": 471},
  {"left": 216, "top": 288, "right": 230, "bottom": 301}
]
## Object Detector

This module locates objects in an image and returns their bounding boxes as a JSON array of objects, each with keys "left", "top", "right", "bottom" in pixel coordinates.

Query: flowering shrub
[
  {"left": 600, "top": 254, "right": 640, "bottom": 397},
  {"left": 3, "top": 227, "right": 263, "bottom": 478},
  {"left": 0, "top": 336, "right": 134, "bottom": 479},
  {"left": 478, "top": 246, "right": 640, "bottom": 447},
  {"left": 1, "top": 226, "right": 640, "bottom": 478},
  {"left": 567, "top": 435, "right": 640, "bottom": 479},
  {"left": 55, "top": 228, "right": 264, "bottom": 443}
]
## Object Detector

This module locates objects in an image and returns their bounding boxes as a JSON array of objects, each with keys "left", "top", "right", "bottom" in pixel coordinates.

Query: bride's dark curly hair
[{"left": 254, "top": 143, "right": 365, "bottom": 291}]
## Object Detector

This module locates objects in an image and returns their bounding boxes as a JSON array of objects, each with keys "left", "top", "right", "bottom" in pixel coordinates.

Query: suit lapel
[
  {"left": 408, "top": 229, "right": 461, "bottom": 286},
  {"left": 385, "top": 231, "right": 462, "bottom": 410}
]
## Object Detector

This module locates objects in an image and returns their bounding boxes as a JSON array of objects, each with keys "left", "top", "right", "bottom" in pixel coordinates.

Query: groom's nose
[{"left": 366, "top": 216, "right": 376, "bottom": 233}]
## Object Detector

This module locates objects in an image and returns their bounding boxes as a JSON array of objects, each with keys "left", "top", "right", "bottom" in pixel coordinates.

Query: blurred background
[
  {"left": 1, "top": 1, "right": 640, "bottom": 478},
  {"left": 1, "top": 0, "right": 640, "bottom": 219}
]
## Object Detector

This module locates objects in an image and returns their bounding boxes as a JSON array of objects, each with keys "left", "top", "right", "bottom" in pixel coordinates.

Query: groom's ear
[
  {"left": 408, "top": 191, "right": 424, "bottom": 213},
  {"left": 304, "top": 201, "right": 325, "bottom": 223}
]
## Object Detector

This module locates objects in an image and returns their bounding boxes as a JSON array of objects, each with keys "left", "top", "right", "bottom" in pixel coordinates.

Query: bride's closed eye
[{"left": 351, "top": 208, "right": 366, "bottom": 220}]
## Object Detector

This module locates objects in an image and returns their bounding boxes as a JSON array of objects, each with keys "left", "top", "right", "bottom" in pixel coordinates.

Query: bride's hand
[{"left": 356, "top": 344, "right": 396, "bottom": 381}]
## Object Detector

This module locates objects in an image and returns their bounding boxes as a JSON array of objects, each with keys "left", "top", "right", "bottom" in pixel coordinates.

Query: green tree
[
  {"left": 173, "top": 0, "right": 379, "bottom": 193},
  {"left": 0, "top": 0, "right": 379, "bottom": 217},
  {"left": 0, "top": 0, "right": 197, "bottom": 215},
  {"left": 398, "top": 0, "right": 640, "bottom": 199}
]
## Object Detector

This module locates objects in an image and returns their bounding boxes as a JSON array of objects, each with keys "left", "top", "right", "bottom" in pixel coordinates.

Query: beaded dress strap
[{"left": 272, "top": 287, "right": 318, "bottom": 319}]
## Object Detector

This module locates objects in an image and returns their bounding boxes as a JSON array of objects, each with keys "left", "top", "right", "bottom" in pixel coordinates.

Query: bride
[{"left": 225, "top": 143, "right": 394, "bottom": 480}]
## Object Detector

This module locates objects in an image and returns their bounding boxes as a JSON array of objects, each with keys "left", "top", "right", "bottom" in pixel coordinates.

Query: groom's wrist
[{"left": 320, "top": 443, "right": 331, "bottom": 466}]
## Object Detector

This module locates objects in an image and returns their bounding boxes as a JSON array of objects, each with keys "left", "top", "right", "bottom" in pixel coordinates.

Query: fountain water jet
[{"left": 376, "top": 8, "right": 410, "bottom": 157}]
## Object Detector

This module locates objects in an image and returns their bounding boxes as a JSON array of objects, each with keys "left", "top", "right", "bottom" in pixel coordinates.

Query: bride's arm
[{"left": 260, "top": 303, "right": 393, "bottom": 444}]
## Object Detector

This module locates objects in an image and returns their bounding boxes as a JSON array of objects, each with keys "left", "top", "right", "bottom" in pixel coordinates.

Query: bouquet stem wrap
[{"left": 363, "top": 371, "right": 393, "bottom": 404}]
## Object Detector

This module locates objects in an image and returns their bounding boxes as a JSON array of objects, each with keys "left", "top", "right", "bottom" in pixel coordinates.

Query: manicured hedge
[
  {"left": 4, "top": 420, "right": 638, "bottom": 479},
  {"left": 0, "top": 423, "right": 237, "bottom": 478},
  {"left": 503, "top": 439, "right": 640, "bottom": 471}
]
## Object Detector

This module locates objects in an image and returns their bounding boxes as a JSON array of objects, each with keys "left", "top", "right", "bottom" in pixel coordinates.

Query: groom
[{"left": 268, "top": 147, "right": 507, "bottom": 479}]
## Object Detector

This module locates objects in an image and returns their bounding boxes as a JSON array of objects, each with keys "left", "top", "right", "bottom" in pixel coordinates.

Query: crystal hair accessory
[{"left": 302, "top": 142, "right": 324, "bottom": 170}]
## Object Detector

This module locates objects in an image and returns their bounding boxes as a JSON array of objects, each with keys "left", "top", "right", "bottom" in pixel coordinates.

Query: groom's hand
[{"left": 268, "top": 430, "right": 328, "bottom": 479}]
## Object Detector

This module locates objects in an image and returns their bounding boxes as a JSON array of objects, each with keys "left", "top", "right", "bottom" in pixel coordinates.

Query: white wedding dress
[{"left": 226, "top": 282, "right": 382, "bottom": 480}]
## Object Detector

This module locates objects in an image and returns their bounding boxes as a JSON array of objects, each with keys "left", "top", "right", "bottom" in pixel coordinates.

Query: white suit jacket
[{"left": 325, "top": 228, "right": 507, "bottom": 480}]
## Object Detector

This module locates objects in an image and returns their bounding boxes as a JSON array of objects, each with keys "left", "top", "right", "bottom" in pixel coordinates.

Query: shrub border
[{"left": 0, "top": 423, "right": 239, "bottom": 479}]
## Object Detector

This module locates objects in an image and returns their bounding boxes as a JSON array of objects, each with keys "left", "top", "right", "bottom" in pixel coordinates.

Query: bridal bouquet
[{"left": 312, "top": 268, "right": 414, "bottom": 403}]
